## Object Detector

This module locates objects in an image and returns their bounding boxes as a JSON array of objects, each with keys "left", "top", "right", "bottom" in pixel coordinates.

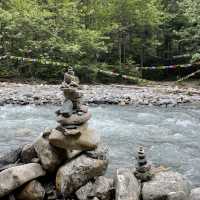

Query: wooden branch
[{"left": 177, "top": 69, "right": 200, "bottom": 82}]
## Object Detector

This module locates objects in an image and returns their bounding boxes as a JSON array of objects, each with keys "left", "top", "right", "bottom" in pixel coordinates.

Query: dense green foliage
[{"left": 0, "top": 0, "right": 199, "bottom": 82}]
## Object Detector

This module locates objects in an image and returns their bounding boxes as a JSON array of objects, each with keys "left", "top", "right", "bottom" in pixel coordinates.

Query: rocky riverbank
[{"left": 1, "top": 82, "right": 200, "bottom": 106}]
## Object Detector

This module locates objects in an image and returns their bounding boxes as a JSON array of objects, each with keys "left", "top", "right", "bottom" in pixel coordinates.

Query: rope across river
[{"left": 0, "top": 54, "right": 200, "bottom": 83}]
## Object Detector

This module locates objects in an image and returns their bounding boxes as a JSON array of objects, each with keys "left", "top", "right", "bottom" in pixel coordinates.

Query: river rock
[
  {"left": 34, "top": 136, "right": 66, "bottom": 173},
  {"left": 115, "top": 168, "right": 140, "bottom": 200},
  {"left": 167, "top": 191, "right": 187, "bottom": 200},
  {"left": 85, "top": 142, "right": 109, "bottom": 161},
  {"left": 56, "top": 112, "right": 91, "bottom": 125},
  {"left": 49, "top": 127, "right": 100, "bottom": 151},
  {"left": 20, "top": 144, "right": 37, "bottom": 163},
  {"left": 75, "top": 177, "right": 113, "bottom": 200},
  {"left": 0, "top": 163, "right": 46, "bottom": 198},
  {"left": 66, "top": 150, "right": 82, "bottom": 159},
  {"left": 0, "top": 147, "right": 22, "bottom": 168},
  {"left": 142, "top": 171, "right": 191, "bottom": 200},
  {"left": 75, "top": 182, "right": 93, "bottom": 200},
  {"left": 190, "top": 188, "right": 200, "bottom": 200},
  {"left": 15, "top": 180, "right": 45, "bottom": 200},
  {"left": 56, "top": 100, "right": 73, "bottom": 117},
  {"left": 63, "top": 88, "right": 83, "bottom": 100},
  {"left": 92, "top": 176, "right": 114, "bottom": 200},
  {"left": 56, "top": 154, "right": 108, "bottom": 197}
]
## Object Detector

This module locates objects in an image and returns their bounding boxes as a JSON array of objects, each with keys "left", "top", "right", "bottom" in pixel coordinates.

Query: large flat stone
[
  {"left": 56, "top": 154, "right": 108, "bottom": 197},
  {"left": 49, "top": 127, "right": 100, "bottom": 151},
  {"left": 142, "top": 171, "right": 191, "bottom": 200},
  {"left": 115, "top": 168, "right": 140, "bottom": 200},
  {"left": 0, "top": 163, "right": 46, "bottom": 198}
]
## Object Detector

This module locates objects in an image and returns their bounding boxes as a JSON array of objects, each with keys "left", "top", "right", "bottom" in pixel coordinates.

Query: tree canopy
[{"left": 0, "top": 0, "right": 199, "bottom": 82}]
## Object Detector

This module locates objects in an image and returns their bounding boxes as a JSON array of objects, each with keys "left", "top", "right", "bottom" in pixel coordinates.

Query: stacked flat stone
[
  {"left": 49, "top": 67, "right": 100, "bottom": 152},
  {"left": 134, "top": 146, "right": 153, "bottom": 182}
]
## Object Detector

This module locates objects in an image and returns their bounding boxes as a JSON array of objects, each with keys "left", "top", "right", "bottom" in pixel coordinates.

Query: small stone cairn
[
  {"left": 0, "top": 68, "right": 111, "bottom": 200},
  {"left": 134, "top": 146, "right": 153, "bottom": 182}
]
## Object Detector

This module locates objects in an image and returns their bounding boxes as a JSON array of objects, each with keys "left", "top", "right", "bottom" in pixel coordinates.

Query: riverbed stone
[
  {"left": 0, "top": 147, "right": 22, "bottom": 168},
  {"left": 15, "top": 180, "right": 45, "bottom": 200},
  {"left": 20, "top": 144, "right": 37, "bottom": 163},
  {"left": 63, "top": 88, "right": 83, "bottom": 100},
  {"left": 49, "top": 127, "right": 100, "bottom": 151},
  {"left": 75, "top": 182, "right": 93, "bottom": 200},
  {"left": 56, "top": 100, "right": 73, "bottom": 117},
  {"left": 167, "top": 191, "right": 187, "bottom": 200},
  {"left": 115, "top": 168, "right": 140, "bottom": 200},
  {"left": 0, "top": 163, "right": 46, "bottom": 198},
  {"left": 75, "top": 176, "right": 114, "bottom": 200},
  {"left": 92, "top": 176, "right": 114, "bottom": 200},
  {"left": 66, "top": 150, "right": 82, "bottom": 159},
  {"left": 56, "top": 112, "right": 91, "bottom": 125},
  {"left": 190, "top": 188, "right": 200, "bottom": 200},
  {"left": 34, "top": 136, "right": 66, "bottom": 173},
  {"left": 142, "top": 171, "right": 191, "bottom": 200},
  {"left": 56, "top": 154, "right": 108, "bottom": 197},
  {"left": 85, "top": 142, "right": 109, "bottom": 161}
]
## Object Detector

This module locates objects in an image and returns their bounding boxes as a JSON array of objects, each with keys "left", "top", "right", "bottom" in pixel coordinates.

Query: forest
[{"left": 0, "top": 0, "right": 200, "bottom": 82}]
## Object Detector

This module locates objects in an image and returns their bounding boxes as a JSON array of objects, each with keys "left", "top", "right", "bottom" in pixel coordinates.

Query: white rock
[{"left": 115, "top": 168, "right": 140, "bottom": 200}]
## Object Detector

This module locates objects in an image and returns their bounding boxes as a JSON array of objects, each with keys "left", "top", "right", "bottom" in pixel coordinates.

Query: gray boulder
[
  {"left": 34, "top": 136, "right": 66, "bottom": 173},
  {"left": 0, "top": 163, "right": 46, "bottom": 198},
  {"left": 190, "top": 188, "right": 200, "bottom": 200},
  {"left": 142, "top": 171, "right": 191, "bottom": 200},
  {"left": 15, "top": 180, "right": 45, "bottom": 200},
  {"left": 49, "top": 127, "right": 100, "bottom": 151},
  {"left": 56, "top": 154, "right": 108, "bottom": 197},
  {"left": 20, "top": 144, "right": 37, "bottom": 163},
  {"left": 115, "top": 168, "right": 140, "bottom": 200}
]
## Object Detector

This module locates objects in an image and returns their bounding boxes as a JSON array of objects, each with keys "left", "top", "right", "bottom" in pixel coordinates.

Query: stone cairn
[
  {"left": 0, "top": 68, "right": 112, "bottom": 200},
  {"left": 134, "top": 146, "right": 153, "bottom": 182}
]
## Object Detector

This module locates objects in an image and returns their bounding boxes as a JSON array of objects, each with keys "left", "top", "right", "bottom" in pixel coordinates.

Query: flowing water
[{"left": 1, "top": 104, "right": 200, "bottom": 186}]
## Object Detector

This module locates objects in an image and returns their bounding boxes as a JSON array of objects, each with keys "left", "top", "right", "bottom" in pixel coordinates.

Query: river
[{"left": 1, "top": 104, "right": 200, "bottom": 187}]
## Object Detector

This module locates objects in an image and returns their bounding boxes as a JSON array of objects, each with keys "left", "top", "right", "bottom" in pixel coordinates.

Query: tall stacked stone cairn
[{"left": 0, "top": 68, "right": 112, "bottom": 200}]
